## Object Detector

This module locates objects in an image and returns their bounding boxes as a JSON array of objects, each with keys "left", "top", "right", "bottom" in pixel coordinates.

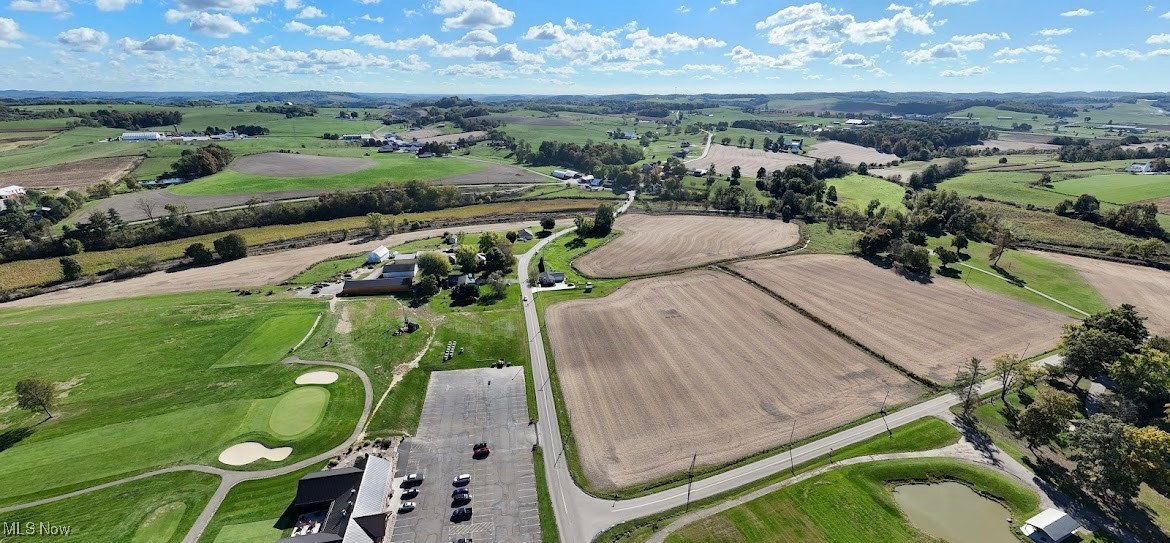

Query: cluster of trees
[
  {"left": 205, "top": 125, "right": 268, "bottom": 136},
  {"left": 1054, "top": 194, "right": 1166, "bottom": 239},
  {"left": 419, "top": 142, "right": 452, "bottom": 156},
  {"left": 730, "top": 119, "right": 798, "bottom": 133},
  {"left": 79, "top": 109, "right": 182, "bottom": 129},
  {"left": 510, "top": 140, "right": 644, "bottom": 171},
  {"left": 182, "top": 233, "right": 247, "bottom": 266},
  {"left": 907, "top": 158, "right": 968, "bottom": 189},
  {"left": 821, "top": 121, "right": 989, "bottom": 159},
  {"left": 168, "top": 144, "right": 233, "bottom": 180},
  {"left": 571, "top": 203, "right": 616, "bottom": 239},
  {"left": 44, "top": 181, "right": 470, "bottom": 262},
  {"left": 1058, "top": 142, "right": 1170, "bottom": 163},
  {"left": 1008, "top": 306, "right": 1170, "bottom": 502},
  {"left": 254, "top": 104, "right": 317, "bottom": 117},
  {"left": 412, "top": 231, "right": 516, "bottom": 302},
  {"left": 851, "top": 190, "right": 995, "bottom": 273},
  {"left": 0, "top": 105, "right": 79, "bottom": 121},
  {"left": 995, "top": 101, "right": 1077, "bottom": 119}
]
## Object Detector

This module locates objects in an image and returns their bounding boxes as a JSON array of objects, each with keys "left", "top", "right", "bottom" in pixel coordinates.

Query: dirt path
[{"left": 3, "top": 220, "right": 539, "bottom": 308}]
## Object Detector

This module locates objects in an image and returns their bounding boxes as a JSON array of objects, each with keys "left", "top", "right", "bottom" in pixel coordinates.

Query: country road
[{"left": 516, "top": 192, "right": 1071, "bottom": 542}]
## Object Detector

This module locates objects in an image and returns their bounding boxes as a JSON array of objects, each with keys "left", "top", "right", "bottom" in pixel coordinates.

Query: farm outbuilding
[
  {"left": 120, "top": 132, "right": 165, "bottom": 141},
  {"left": 340, "top": 277, "right": 413, "bottom": 296},
  {"left": 516, "top": 229, "right": 534, "bottom": 241},
  {"left": 380, "top": 259, "right": 417, "bottom": 279},
  {"left": 0, "top": 185, "right": 26, "bottom": 199},
  {"left": 1021, "top": 508, "right": 1080, "bottom": 542},
  {"left": 366, "top": 245, "right": 390, "bottom": 264}
]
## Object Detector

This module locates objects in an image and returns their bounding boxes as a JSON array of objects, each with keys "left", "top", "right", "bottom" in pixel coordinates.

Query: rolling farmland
[
  {"left": 545, "top": 270, "right": 921, "bottom": 490},
  {"left": 1033, "top": 251, "right": 1170, "bottom": 335},
  {"left": 574, "top": 214, "right": 800, "bottom": 278},
  {"left": 733, "top": 254, "right": 1072, "bottom": 383}
]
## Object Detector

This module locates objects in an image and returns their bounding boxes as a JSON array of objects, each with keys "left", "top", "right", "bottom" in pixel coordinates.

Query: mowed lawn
[
  {"left": 198, "top": 462, "right": 327, "bottom": 543},
  {"left": 831, "top": 173, "right": 908, "bottom": 211},
  {"left": 0, "top": 291, "right": 362, "bottom": 506},
  {"left": 2, "top": 470, "right": 221, "bottom": 543},
  {"left": 667, "top": 459, "right": 1040, "bottom": 543},
  {"left": 171, "top": 151, "right": 485, "bottom": 195}
]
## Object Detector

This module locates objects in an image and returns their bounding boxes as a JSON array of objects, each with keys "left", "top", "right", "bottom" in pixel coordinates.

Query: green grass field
[
  {"left": 1051, "top": 173, "right": 1170, "bottom": 204},
  {"left": 832, "top": 174, "right": 908, "bottom": 211},
  {"left": 666, "top": 458, "right": 1040, "bottom": 543},
  {"left": 198, "top": 462, "right": 328, "bottom": 543},
  {"left": 595, "top": 417, "right": 960, "bottom": 543},
  {"left": 0, "top": 291, "right": 361, "bottom": 506},
  {"left": 1, "top": 471, "right": 220, "bottom": 543},
  {"left": 169, "top": 151, "right": 485, "bottom": 195},
  {"left": 288, "top": 254, "right": 369, "bottom": 285}
]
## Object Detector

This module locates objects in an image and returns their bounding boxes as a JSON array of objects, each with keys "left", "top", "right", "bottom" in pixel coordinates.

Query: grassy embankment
[
  {"left": 595, "top": 417, "right": 961, "bottom": 543},
  {"left": 666, "top": 458, "right": 1040, "bottom": 543},
  {"left": 197, "top": 462, "right": 329, "bottom": 543},
  {"left": 0, "top": 292, "right": 359, "bottom": 507}
]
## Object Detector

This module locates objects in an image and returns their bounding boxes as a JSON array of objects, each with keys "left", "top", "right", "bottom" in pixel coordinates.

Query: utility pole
[
  {"left": 880, "top": 387, "right": 893, "bottom": 438},
  {"left": 685, "top": 452, "right": 697, "bottom": 512},
  {"left": 789, "top": 419, "right": 797, "bottom": 476}
]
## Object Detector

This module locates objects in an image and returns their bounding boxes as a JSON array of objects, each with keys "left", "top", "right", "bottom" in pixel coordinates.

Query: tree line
[
  {"left": 167, "top": 144, "right": 233, "bottom": 180},
  {"left": 76, "top": 109, "right": 183, "bottom": 129},
  {"left": 510, "top": 140, "right": 645, "bottom": 171},
  {"left": 1054, "top": 194, "right": 1166, "bottom": 239},
  {"left": 1058, "top": 142, "right": 1170, "bottom": 163},
  {"left": 821, "top": 121, "right": 989, "bottom": 159},
  {"left": 254, "top": 104, "right": 317, "bottom": 118}
]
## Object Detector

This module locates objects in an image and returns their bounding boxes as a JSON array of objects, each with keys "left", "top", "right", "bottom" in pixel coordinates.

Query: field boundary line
[
  {"left": 718, "top": 265, "right": 939, "bottom": 389},
  {"left": 956, "top": 261, "right": 1090, "bottom": 317},
  {"left": 291, "top": 313, "right": 323, "bottom": 352}
]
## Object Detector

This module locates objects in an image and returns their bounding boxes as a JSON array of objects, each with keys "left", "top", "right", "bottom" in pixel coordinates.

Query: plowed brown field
[
  {"left": 0, "top": 156, "right": 142, "bottom": 189},
  {"left": 733, "top": 254, "right": 1071, "bottom": 383},
  {"left": 574, "top": 214, "right": 800, "bottom": 278},
  {"left": 806, "top": 140, "right": 899, "bottom": 164},
  {"left": 1031, "top": 251, "right": 1170, "bottom": 335},
  {"left": 687, "top": 144, "right": 814, "bottom": 174},
  {"left": 230, "top": 152, "right": 374, "bottom": 177},
  {"left": 545, "top": 270, "right": 921, "bottom": 489}
]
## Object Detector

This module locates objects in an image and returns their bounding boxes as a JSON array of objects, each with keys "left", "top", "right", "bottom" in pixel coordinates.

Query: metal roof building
[{"left": 1021, "top": 508, "right": 1080, "bottom": 543}]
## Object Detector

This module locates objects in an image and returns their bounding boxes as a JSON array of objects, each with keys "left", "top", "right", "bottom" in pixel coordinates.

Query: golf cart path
[{"left": 0, "top": 358, "right": 374, "bottom": 543}]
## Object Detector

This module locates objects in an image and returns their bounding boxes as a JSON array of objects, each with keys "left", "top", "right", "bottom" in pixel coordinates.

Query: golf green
[{"left": 268, "top": 386, "right": 330, "bottom": 438}]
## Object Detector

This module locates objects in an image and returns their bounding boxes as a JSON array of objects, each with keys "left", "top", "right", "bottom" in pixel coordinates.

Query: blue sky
[{"left": 0, "top": 1, "right": 1168, "bottom": 94}]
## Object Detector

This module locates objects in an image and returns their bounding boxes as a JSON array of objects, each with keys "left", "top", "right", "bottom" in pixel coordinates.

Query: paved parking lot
[{"left": 390, "top": 367, "right": 540, "bottom": 543}]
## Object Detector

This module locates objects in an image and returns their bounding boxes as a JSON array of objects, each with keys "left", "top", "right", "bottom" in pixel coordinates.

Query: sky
[{"left": 0, "top": 1, "right": 1168, "bottom": 94}]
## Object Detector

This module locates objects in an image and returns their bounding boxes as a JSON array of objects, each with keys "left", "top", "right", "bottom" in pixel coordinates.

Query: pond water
[{"left": 891, "top": 481, "right": 1018, "bottom": 543}]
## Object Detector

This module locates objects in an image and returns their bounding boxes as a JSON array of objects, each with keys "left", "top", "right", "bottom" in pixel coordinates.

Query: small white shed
[
  {"left": 366, "top": 245, "right": 390, "bottom": 264},
  {"left": 1021, "top": 508, "right": 1080, "bottom": 543}
]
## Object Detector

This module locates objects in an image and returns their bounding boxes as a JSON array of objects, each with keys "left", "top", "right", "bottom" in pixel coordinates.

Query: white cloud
[
  {"left": 1095, "top": 48, "right": 1168, "bottom": 60},
  {"left": 726, "top": 45, "right": 802, "bottom": 71},
  {"left": 1038, "top": 28, "right": 1072, "bottom": 37},
  {"left": 753, "top": 2, "right": 932, "bottom": 67},
  {"left": 356, "top": 0, "right": 380, "bottom": 4},
  {"left": 677, "top": 5, "right": 690, "bottom": 14},
  {"left": 625, "top": 28, "right": 725, "bottom": 53},
  {"left": 992, "top": 58, "right": 1017, "bottom": 64},
  {"left": 359, "top": 14, "right": 383, "bottom": 23},
  {"left": 1162, "top": 10, "right": 1170, "bottom": 19},
  {"left": 1147, "top": 34, "right": 1170, "bottom": 44},
  {"left": 460, "top": 30, "right": 497, "bottom": 43},
  {"left": 207, "top": 44, "right": 410, "bottom": 74},
  {"left": 0, "top": 17, "right": 24, "bottom": 48},
  {"left": 940, "top": 65, "right": 987, "bottom": 77},
  {"left": 830, "top": 52, "right": 875, "bottom": 68},
  {"left": 403, "top": 8, "right": 419, "bottom": 17},
  {"left": 720, "top": 0, "right": 736, "bottom": 4},
  {"left": 285, "top": 21, "right": 350, "bottom": 41},
  {"left": 9, "top": 0, "right": 67, "bottom": 12},
  {"left": 283, "top": 0, "right": 300, "bottom": 8},
  {"left": 95, "top": 0, "right": 141, "bottom": 11},
  {"left": 1040, "top": 55, "right": 1058, "bottom": 63},
  {"left": 295, "top": 5, "right": 325, "bottom": 18},
  {"left": 432, "top": 0, "right": 515, "bottom": 31},
  {"left": 173, "top": 0, "right": 276, "bottom": 13},
  {"left": 352, "top": 33, "right": 437, "bottom": 50},
  {"left": 524, "top": 22, "right": 567, "bottom": 41},
  {"left": 951, "top": 32, "right": 1009, "bottom": 43},
  {"left": 57, "top": 27, "right": 109, "bottom": 52},
  {"left": 118, "top": 33, "right": 196, "bottom": 53},
  {"left": 901, "top": 34, "right": 1003, "bottom": 64},
  {"left": 993, "top": 44, "right": 1060, "bottom": 57},
  {"left": 929, "top": 0, "right": 976, "bottom": 4},
  {"left": 432, "top": 41, "right": 543, "bottom": 63},
  {"left": 681, "top": 63, "right": 725, "bottom": 72},
  {"left": 1060, "top": 8, "right": 1093, "bottom": 17},
  {"left": 181, "top": 12, "right": 250, "bottom": 37},
  {"left": 434, "top": 63, "right": 511, "bottom": 78}
]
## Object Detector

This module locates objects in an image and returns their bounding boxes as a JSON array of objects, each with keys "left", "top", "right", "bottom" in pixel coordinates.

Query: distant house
[
  {"left": 380, "top": 259, "right": 417, "bottom": 279},
  {"left": 1099, "top": 124, "right": 1148, "bottom": 134},
  {"left": 1125, "top": 162, "right": 1153, "bottom": 173},
  {"left": 516, "top": 229, "right": 534, "bottom": 241},
  {"left": 845, "top": 119, "right": 868, "bottom": 126},
  {"left": 377, "top": 144, "right": 396, "bottom": 153},
  {"left": 538, "top": 271, "right": 566, "bottom": 287},
  {"left": 121, "top": 131, "right": 165, "bottom": 141},
  {"left": 1020, "top": 508, "right": 1080, "bottom": 543},
  {"left": 275, "top": 456, "right": 392, "bottom": 543},
  {"left": 366, "top": 246, "right": 390, "bottom": 264},
  {"left": 0, "top": 185, "right": 26, "bottom": 199},
  {"left": 448, "top": 273, "right": 476, "bottom": 288},
  {"left": 785, "top": 138, "right": 804, "bottom": 152},
  {"left": 622, "top": 130, "right": 637, "bottom": 139}
]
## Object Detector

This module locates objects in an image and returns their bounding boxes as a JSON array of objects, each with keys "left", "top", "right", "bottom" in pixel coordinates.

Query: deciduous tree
[
  {"left": 1109, "top": 347, "right": 1170, "bottom": 406},
  {"left": 1061, "top": 325, "right": 1130, "bottom": 388},
  {"left": 417, "top": 251, "right": 452, "bottom": 280},
  {"left": 213, "top": 233, "right": 247, "bottom": 260},
  {"left": 952, "top": 357, "right": 985, "bottom": 418},
  {"left": 16, "top": 378, "right": 55, "bottom": 419},
  {"left": 366, "top": 213, "right": 385, "bottom": 236},
  {"left": 1070, "top": 414, "right": 1142, "bottom": 500},
  {"left": 184, "top": 243, "right": 214, "bottom": 265},
  {"left": 477, "top": 232, "right": 501, "bottom": 253},
  {"left": 540, "top": 216, "right": 556, "bottom": 231},
  {"left": 59, "top": 257, "right": 82, "bottom": 281},
  {"left": 1123, "top": 425, "right": 1170, "bottom": 480},
  {"left": 1016, "top": 388, "right": 1078, "bottom": 448},
  {"left": 413, "top": 275, "right": 439, "bottom": 300},
  {"left": 454, "top": 245, "right": 479, "bottom": 274},
  {"left": 993, "top": 353, "right": 1025, "bottom": 406}
]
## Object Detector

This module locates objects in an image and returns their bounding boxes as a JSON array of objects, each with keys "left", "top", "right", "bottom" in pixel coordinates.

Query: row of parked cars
[{"left": 397, "top": 442, "right": 490, "bottom": 523}]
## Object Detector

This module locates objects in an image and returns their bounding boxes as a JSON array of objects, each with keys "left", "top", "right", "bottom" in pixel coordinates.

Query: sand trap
[
  {"left": 230, "top": 153, "right": 375, "bottom": 178},
  {"left": 218, "top": 442, "right": 292, "bottom": 466},
  {"left": 295, "top": 371, "right": 339, "bottom": 385}
]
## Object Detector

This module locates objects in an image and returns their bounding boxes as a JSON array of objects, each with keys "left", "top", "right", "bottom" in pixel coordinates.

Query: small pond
[{"left": 891, "top": 481, "right": 1018, "bottom": 543}]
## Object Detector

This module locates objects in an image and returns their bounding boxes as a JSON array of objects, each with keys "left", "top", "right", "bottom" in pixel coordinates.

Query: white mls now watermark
[{"left": 2, "top": 522, "right": 73, "bottom": 537}]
